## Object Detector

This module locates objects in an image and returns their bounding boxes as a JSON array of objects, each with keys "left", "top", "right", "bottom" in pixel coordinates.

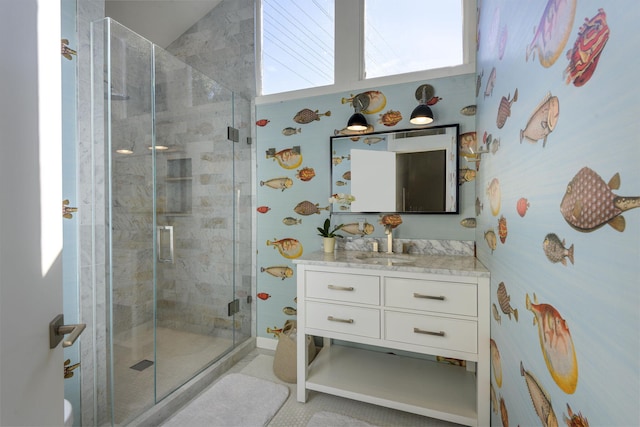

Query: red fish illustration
[
  {"left": 526, "top": 0, "right": 577, "bottom": 68},
  {"left": 517, "top": 198, "right": 530, "bottom": 217},
  {"left": 526, "top": 293, "right": 578, "bottom": 394},
  {"left": 560, "top": 167, "right": 640, "bottom": 232},
  {"left": 256, "top": 206, "right": 271, "bottom": 214},
  {"left": 497, "top": 215, "right": 508, "bottom": 243},
  {"left": 266, "top": 238, "right": 303, "bottom": 259},
  {"left": 256, "top": 119, "right": 270, "bottom": 127},
  {"left": 564, "top": 9, "right": 610, "bottom": 87},
  {"left": 257, "top": 292, "right": 271, "bottom": 301}
]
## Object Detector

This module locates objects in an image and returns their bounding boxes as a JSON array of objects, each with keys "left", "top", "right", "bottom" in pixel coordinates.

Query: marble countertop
[{"left": 294, "top": 250, "right": 490, "bottom": 278}]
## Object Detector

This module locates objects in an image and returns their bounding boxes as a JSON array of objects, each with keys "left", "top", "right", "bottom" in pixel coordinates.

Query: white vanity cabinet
[{"left": 295, "top": 255, "right": 490, "bottom": 427}]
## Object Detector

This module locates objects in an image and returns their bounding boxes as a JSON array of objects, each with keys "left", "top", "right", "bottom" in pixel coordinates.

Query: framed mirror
[{"left": 330, "top": 124, "right": 459, "bottom": 214}]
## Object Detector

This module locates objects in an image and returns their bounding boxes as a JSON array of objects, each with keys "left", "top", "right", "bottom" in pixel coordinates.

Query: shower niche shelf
[{"left": 163, "top": 158, "right": 192, "bottom": 215}]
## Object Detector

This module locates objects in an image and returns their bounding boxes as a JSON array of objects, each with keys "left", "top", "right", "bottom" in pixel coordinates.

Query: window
[
  {"left": 261, "top": 0, "right": 335, "bottom": 95},
  {"left": 258, "top": 0, "right": 474, "bottom": 99},
  {"left": 364, "top": 0, "right": 463, "bottom": 79}
]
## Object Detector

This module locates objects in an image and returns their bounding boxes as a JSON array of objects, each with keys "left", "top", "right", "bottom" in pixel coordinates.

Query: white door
[{"left": 0, "top": 1, "right": 64, "bottom": 426}]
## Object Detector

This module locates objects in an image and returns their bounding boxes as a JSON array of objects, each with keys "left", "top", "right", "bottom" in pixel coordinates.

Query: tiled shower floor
[{"left": 113, "top": 326, "right": 232, "bottom": 424}]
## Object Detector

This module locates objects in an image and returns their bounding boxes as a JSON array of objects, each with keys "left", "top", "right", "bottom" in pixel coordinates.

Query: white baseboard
[{"left": 256, "top": 336, "right": 278, "bottom": 351}]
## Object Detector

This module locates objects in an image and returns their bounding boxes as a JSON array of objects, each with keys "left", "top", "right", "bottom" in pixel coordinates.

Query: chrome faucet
[{"left": 384, "top": 225, "right": 393, "bottom": 253}]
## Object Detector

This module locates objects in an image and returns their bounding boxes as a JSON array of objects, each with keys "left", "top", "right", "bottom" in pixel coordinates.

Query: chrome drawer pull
[
  {"left": 328, "top": 285, "right": 355, "bottom": 291},
  {"left": 413, "top": 327, "right": 445, "bottom": 337},
  {"left": 328, "top": 316, "right": 354, "bottom": 324},
  {"left": 413, "top": 293, "right": 445, "bottom": 301}
]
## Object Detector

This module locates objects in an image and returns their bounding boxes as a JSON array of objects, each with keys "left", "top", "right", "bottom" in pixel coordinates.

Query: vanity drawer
[
  {"left": 385, "top": 311, "right": 477, "bottom": 354},
  {"left": 306, "top": 301, "right": 380, "bottom": 339},
  {"left": 306, "top": 271, "right": 380, "bottom": 305},
  {"left": 385, "top": 277, "right": 477, "bottom": 316}
]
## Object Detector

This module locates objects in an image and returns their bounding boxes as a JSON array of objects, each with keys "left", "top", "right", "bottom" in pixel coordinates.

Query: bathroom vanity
[{"left": 294, "top": 251, "right": 490, "bottom": 426}]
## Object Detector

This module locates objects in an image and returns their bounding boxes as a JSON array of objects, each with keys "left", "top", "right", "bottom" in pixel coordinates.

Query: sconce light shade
[
  {"left": 347, "top": 112, "right": 369, "bottom": 131},
  {"left": 410, "top": 104, "right": 434, "bottom": 125}
]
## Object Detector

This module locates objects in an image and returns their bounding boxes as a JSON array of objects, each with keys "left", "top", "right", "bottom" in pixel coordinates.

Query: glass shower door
[
  {"left": 100, "top": 19, "right": 241, "bottom": 425},
  {"left": 152, "top": 46, "right": 238, "bottom": 401}
]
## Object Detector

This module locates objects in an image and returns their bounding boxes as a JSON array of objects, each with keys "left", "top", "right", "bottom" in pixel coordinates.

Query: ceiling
[{"left": 105, "top": 0, "right": 223, "bottom": 48}]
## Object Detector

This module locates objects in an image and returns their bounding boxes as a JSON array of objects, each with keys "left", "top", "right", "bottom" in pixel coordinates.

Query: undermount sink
[{"left": 355, "top": 253, "right": 415, "bottom": 265}]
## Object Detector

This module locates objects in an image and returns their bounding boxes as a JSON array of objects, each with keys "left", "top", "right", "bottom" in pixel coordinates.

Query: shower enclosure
[{"left": 90, "top": 18, "right": 252, "bottom": 425}]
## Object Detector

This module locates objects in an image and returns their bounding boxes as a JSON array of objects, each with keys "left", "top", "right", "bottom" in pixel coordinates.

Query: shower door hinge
[
  {"left": 227, "top": 126, "right": 239, "bottom": 142},
  {"left": 228, "top": 299, "right": 240, "bottom": 316}
]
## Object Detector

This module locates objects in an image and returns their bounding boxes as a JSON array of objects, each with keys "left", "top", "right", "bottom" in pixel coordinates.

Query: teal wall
[
  {"left": 255, "top": 74, "right": 477, "bottom": 339},
  {"left": 475, "top": 0, "right": 640, "bottom": 425}
]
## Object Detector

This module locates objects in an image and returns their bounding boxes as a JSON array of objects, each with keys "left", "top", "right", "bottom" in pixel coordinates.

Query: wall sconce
[
  {"left": 410, "top": 84, "right": 435, "bottom": 125},
  {"left": 347, "top": 96, "right": 369, "bottom": 131}
]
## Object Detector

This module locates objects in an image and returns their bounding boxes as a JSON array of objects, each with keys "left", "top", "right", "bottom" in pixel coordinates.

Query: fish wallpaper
[
  {"left": 256, "top": 0, "right": 639, "bottom": 422},
  {"left": 476, "top": 0, "right": 639, "bottom": 425},
  {"left": 256, "top": 75, "right": 476, "bottom": 341}
]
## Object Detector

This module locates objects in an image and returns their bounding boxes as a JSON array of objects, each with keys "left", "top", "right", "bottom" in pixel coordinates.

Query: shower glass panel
[{"left": 95, "top": 18, "right": 249, "bottom": 425}]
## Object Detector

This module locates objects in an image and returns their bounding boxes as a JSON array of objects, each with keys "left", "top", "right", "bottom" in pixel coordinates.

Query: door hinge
[
  {"left": 228, "top": 299, "right": 240, "bottom": 316},
  {"left": 227, "top": 126, "right": 239, "bottom": 142}
]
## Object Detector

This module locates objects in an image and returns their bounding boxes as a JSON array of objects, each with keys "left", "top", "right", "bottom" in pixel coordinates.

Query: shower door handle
[{"left": 157, "top": 225, "right": 174, "bottom": 263}]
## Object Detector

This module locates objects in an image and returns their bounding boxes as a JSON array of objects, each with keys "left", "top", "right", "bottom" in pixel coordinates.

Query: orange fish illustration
[
  {"left": 520, "top": 361, "right": 559, "bottom": 427},
  {"left": 564, "top": 9, "right": 609, "bottom": 87},
  {"left": 256, "top": 119, "right": 270, "bottom": 127},
  {"left": 490, "top": 339, "right": 503, "bottom": 387},
  {"left": 257, "top": 206, "right": 271, "bottom": 214},
  {"left": 526, "top": 293, "right": 578, "bottom": 394},
  {"left": 257, "top": 292, "right": 271, "bottom": 300},
  {"left": 499, "top": 396, "right": 509, "bottom": 427},
  {"left": 563, "top": 403, "right": 589, "bottom": 427},
  {"left": 560, "top": 167, "right": 640, "bottom": 233},
  {"left": 260, "top": 266, "right": 294, "bottom": 280},
  {"left": 295, "top": 167, "right": 316, "bottom": 182},
  {"left": 267, "top": 238, "right": 303, "bottom": 259},
  {"left": 379, "top": 214, "right": 402, "bottom": 229},
  {"left": 526, "top": 0, "right": 577, "bottom": 68},
  {"left": 266, "top": 148, "right": 303, "bottom": 169},
  {"left": 378, "top": 110, "right": 402, "bottom": 127}
]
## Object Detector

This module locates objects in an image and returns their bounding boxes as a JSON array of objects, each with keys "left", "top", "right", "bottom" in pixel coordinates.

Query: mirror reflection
[{"left": 330, "top": 124, "right": 459, "bottom": 214}]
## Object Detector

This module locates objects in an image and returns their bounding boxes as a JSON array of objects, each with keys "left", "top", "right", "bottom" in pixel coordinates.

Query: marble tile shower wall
[{"left": 107, "top": 51, "right": 245, "bottom": 340}]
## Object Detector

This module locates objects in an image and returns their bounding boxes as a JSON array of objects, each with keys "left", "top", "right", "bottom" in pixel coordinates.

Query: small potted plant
[{"left": 317, "top": 218, "right": 344, "bottom": 253}]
